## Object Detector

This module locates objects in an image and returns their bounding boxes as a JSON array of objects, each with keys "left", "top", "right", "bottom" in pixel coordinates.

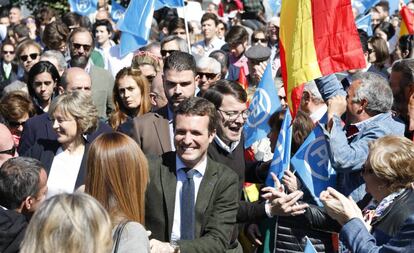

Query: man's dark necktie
[{"left": 180, "top": 168, "right": 196, "bottom": 240}]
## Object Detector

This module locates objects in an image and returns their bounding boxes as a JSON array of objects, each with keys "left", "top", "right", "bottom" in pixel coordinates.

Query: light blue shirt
[{"left": 170, "top": 155, "right": 207, "bottom": 242}]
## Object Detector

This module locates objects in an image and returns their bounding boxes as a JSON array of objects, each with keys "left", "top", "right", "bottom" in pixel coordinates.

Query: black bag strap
[{"left": 112, "top": 221, "right": 129, "bottom": 253}]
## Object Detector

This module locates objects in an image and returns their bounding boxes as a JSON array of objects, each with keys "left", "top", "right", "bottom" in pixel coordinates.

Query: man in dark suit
[
  {"left": 18, "top": 67, "right": 112, "bottom": 155},
  {"left": 120, "top": 51, "right": 199, "bottom": 156},
  {"left": 0, "top": 41, "right": 18, "bottom": 95},
  {"left": 146, "top": 97, "right": 239, "bottom": 253}
]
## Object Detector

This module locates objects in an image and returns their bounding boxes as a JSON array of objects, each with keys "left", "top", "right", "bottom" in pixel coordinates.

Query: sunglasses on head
[
  {"left": 0, "top": 145, "right": 15, "bottom": 156},
  {"left": 20, "top": 53, "right": 38, "bottom": 62},
  {"left": 253, "top": 38, "right": 267, "bottom": 43},
  {"left": 197, "top": 72, "right": 218, "bottom": 80},
  {"left": 73, "top": 43, "right": 92, "bottom": 51},
  {"left": 161, "top": 49, "right": 178, "bottom": 57},
  {"left": 2, "top": 50, "right": 14, "bottom": 55}
]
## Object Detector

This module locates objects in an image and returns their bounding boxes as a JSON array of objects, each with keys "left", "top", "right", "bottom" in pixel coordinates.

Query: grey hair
[
  {"left": 3, "top": 80, "right": 29, "bottom": 94},
  {"left": 196, "top": 56, "right": 221, "bottom": 74},
  {"left": 352, "top": 72, "right": 393, "bottom": 115},
  {"left": 160, "top": 35, "right": 188, "bottom": 52},
  {"left": 41, "top": 50, "right": 68, "bottom": 73},
  {"left": 303, "top": 80, "right": 323, "bottom": 103}
]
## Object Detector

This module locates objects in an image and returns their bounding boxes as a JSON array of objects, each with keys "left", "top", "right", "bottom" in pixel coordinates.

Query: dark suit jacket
[
  {"left": 120, "top": 106, "right": 172, "bottom": 156},
  {"left": 0, "top": 60, "right": 18, "bottom": 95},
  {"left": 24, "top": 139, "right": 89, "bottom": 189},
  {"left": 18, "top": 112, "right": 113, "bottom": 155},
  {"left": 145, "top": 152, "right": 239, "bottom": 253}
]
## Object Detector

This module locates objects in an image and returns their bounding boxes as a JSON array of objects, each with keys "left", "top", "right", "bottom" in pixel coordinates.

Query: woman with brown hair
[
  {"left": 367, "top": 36, "right": 390, "bottom": 78},
  {"left": 85, "top": 132, "right": 150, "bottom": 253},
  {"left": 108, "top": 67, "right": 151, "bottom": 130}
]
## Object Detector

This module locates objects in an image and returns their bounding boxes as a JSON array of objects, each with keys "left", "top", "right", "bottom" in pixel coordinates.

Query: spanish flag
[
  {"left": 279, "top": 0, "right": 366, "bottom": 116},
  {"left": 400, "top": 6, "right": 414, "bottom": 36}
]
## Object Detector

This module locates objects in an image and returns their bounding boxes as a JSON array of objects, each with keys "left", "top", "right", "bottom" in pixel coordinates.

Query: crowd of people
[{"left": 0, "top": 0, "right": 414, "bottom": 252}]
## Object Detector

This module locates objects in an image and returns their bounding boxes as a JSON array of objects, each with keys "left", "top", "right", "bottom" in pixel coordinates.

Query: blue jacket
[
  {"left": 315, "top": 75, "right": 405, "bottom": 201},
  {"left": 340, "top": 189, "right": 414, "bottom": 253}
]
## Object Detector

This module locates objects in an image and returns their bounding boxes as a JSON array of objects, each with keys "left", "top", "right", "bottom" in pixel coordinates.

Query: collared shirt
[
  {"left": 167, "top": 106, "right": 176, "bottom": 152},
  {"left": 3, "top": 62, "right": 11, "bottom": 79},
  {"left": 191, "top": 37, "right": 226, "bottom": 57},
  {"left": 214, "top": 135, "right": 240, "bottom": 153},
  {"left": 170, "top": 155, "right": 207, "bottom": 242}
]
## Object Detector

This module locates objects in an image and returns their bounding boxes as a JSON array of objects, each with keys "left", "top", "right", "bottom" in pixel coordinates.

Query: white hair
[{"left": 196, "top": 56, "right": 221, "bottom": 74}]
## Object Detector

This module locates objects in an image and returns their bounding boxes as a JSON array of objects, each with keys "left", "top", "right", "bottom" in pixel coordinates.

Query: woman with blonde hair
[
  {"left": 24, "top": 91, "right": 98, "bottom": 198},
  {"left": 108, "top": 67, "right": 151, "bottom": 130},
  {"left": 20, "top": 193, "right": 112, "bottom": 253},
  {"left": 85, "top": 132, "right": 150, "bottom": 252}
]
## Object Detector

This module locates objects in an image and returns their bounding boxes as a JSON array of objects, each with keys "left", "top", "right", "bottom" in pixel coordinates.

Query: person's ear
[
  {"left": 58, "top": 86, "right": 65, "bottom": 95},
  {"left": 22, "top": 196, "right": 33, "bottom": 211}
]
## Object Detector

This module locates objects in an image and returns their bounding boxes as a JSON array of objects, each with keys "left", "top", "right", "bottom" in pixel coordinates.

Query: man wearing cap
[{"left": 245, "top": 44, "right": 272, "bottom": 98}]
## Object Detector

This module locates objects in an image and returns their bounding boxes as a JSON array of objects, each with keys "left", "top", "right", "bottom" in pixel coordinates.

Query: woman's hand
[{"left": 320, "top": 187, "right": 363, "bottom": 225}]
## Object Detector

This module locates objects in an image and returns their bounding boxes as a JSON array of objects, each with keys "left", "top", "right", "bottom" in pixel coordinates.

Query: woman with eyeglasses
[
  {"left": 108, "top": 67, "right": 151, "bottom": 130},
  {"left": 251, "top": 29, "right": 268, "bottom": 47},
  {"left": 0, "top": 90, "right": 35, "bottom": 146},
  {"left": 27, "top": 61, "right": 60, "bottom": 114},
  {"left": 15, "top": 40, "right": 41, "bottom": 82}
]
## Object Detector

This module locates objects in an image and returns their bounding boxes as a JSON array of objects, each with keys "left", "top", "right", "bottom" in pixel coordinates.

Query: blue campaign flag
[
  {"left": 155, "top": 0, "right": 185, "bottom": 10},
  {"left": 269, "top": 0, "right": 281, "bottom": 15},
  {"left": 244, "top": 63, "right": 281, "bottom": 148},
  {"left": 353, "top": 0, "right": 380, "bottom": 15},
  {"left": 291, "top": 123, "right": 336, "bottom": 207},
  {"left": 356, "top": 13, "right": 373, "bottom": 36},
  {"left": 111, "top": 1, "right": 126, "bottom": 22},
  {"left": 304, "top": 237, "right": 318, "bottom": 253},
  {"left": 69, "top": 0, "right": 98, "bottom": 16},
  {"left": 117, "top": 0, "right": 155, "bottom": 57},
  {"left": 265, "top": 109, "right": 292, "bottom": 186}
]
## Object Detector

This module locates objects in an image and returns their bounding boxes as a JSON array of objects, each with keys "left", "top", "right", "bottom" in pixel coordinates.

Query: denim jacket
[{"left": 315, "top": 75, "right": 405, "bottom": 201}]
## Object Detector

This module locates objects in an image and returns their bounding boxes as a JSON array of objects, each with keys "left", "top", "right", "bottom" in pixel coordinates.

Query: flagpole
[{"left": 182, "top": 5, "right": 192, "bottom": 53}]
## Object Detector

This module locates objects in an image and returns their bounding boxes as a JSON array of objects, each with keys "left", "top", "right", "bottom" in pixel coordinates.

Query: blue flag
[
  {"left": 111, "top": 1, "right": 126, "bottom": 22},
  {"left": 356, "top": 13, "right": 373, "bottom": 36},
  {"left": 69, "top": 0, "right": 98, "bottom": 16},
  {"left": 304, "top": 237, "right": 318, "bottom": 253},
  {"left": 266, "top": 109, "right": 292, "bottom": 186},
  {"left": 269, "top": 0, "right": 281, "bottom": 15},
  {"left": 244, "top": 63, "right": 281, "bottom": 148},
  {"left": 291, "top": 123, "right": 336, "bottom": 206},
  {"left": 352, "top": 0, "right": 380, "bottom": 15},
  {"left": 155, "top": 0, "right": 185, "bottom": 10}
]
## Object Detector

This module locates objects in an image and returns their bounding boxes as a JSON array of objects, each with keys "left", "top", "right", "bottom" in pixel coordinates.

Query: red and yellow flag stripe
[
  {"left": 279, "top": 0, "right": 366, "bottom": 116},
  {"left": 400, "top": 6, "right": 414, "bottom": 36}
]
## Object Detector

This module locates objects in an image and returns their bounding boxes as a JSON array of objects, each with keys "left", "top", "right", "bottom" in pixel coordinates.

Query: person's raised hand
[{"left": 282, "top": 170, "right": 302, "bottom": 193}]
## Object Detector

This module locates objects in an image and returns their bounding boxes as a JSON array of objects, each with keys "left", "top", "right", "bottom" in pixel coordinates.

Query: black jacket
[{"left": 0, "top": 208, "right": 27, "bottom": 253}]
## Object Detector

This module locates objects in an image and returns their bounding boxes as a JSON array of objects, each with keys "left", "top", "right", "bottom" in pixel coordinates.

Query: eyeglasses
[
  {"left": 253, "top": 38, "right": 267, "bottom": 43},
  {"left": 218, "top": 109, "right": 249, "bottom": 121},
  {"left": 7, "top": 120, "right": 26, "bottom": 128},
  {"left": 161, "top": 49, "right": 178, "bottom": 57},
  {"left": 197, "top": 72, "right": 218, "bottom": 80},
  {"left": 20, "top": 53, "right": 38, "bottom": 62},
  {"left": 2, "top": 50, "right": 14, "bottom": 55},
  {"left": 0, "top": 145, "right": 16, "bottom": 156},
  {"left": 145, "top": 75, "right": 156, "bottom": 83},
  {"left": 73, "top": 43, "right": 92, "bottom": 51}
]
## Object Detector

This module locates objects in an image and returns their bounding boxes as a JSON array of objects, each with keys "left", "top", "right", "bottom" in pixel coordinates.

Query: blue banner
[
  {"left": 111, "top": 1, "right": 126, "bottom": 22},
  {"left": 356, "top": 13, "right": 373, "bottom": 36},
  {"left": 291, "top": 123, "right": 336, "bottom": 206},
  {"left": 266, "top": 109, "right": 292, "bottom": 186},
  {"left": 69, "top": 0, "right": 98, "bottom": 16},
  {"left": 244, "top": 63, "right": 281, "bottom": 148},
  {"left": 352, "top": 0, "right": 380, "bottom": 15},
  {"left": 155, "top": 0, "right": 185, "bottom": 10}
]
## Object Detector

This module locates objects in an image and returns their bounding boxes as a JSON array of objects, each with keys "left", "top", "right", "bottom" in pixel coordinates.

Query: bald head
[
  {"left": 0, "top": 123, "right": 17, "bottom": 166},
  {"left": 60, "top": 67, "right": 92, "bottom": 95}
]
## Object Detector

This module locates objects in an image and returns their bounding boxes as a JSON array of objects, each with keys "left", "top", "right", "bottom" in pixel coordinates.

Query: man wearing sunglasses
[
  {"left": 160, "top": 35, "right": 188, "bottom": 60},
  {"left": 0, "top": 41, "right": 18, "bottom": 94},
  {"left": 68, "top": 27, "right": 114, "bottom": 120},
  {"left": 0, "top": 123, "right": 17, "bottom": 166},
  {"left": 15, "top": 40, "right": 41, "bottom": 82}
]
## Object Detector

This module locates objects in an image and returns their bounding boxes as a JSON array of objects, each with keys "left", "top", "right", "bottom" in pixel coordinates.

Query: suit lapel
[
  {"left": 153, "top": 107, "right": 172, "bottom": 153},
  {"left": 160, "top": 153, "right": 177, "bottom": 237},
  {"left": 195, "top": 158, "right": 218, "bottom": 236}
]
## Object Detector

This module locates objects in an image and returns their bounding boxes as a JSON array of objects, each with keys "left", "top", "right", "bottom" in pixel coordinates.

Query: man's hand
[
  {"left": 261, "top": 173, "right": 309, "bottom": 216},
  {"left": 320, "top": 187, "right": 363, "bottom": 225},
  {"left": 327, "top": 95, "right": 347, "bottom": 120},
  {"left": 150, "top": 239, "right": 176, "bottom": 253},
  {"left": 282, "top": 170, "right": 302, "bottom": 193}
]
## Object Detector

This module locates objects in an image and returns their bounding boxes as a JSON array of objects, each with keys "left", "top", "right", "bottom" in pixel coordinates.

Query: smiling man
[
  {"left": 123, "top": 51, "right": 199, "bottom": 156},
  {"left": 146, "top": 97, "right": 239, "bottom": 253}
]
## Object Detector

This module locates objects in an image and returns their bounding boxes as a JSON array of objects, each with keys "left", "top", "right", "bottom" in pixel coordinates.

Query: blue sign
[
  {"left": 356, "top": 13, "right": 373, "bottom": 36},
  {"left": 69, "top": 0, "right": 98, "bottom": 16}
]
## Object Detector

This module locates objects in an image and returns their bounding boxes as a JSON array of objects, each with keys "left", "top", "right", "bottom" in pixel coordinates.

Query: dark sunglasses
[
  {"left": 0, "top": 146, "right": 16, "bottom": 156},
  {"left": 73, "top": 43, "right": 92, "bottom": 51},
  {"left": 367, "top": 48, "right": 375, "bottom": 54},
  {"left": 20, "top": 53, "right": 38, "bottom": 62},
  {"left": 7, "top": 120, "right": 26, "bottom": 128},
  {"left": 161, "top": 49, "right": 178, "bottom": 57},
  {"left": 253, "top": 38, "right": 267, "bottom": 43},
  {"left": 2, "top": 50, "right": 14, "bottom": 55},
  {"left": 197, "top": 72, "right": 217, "bottom": 80}
]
